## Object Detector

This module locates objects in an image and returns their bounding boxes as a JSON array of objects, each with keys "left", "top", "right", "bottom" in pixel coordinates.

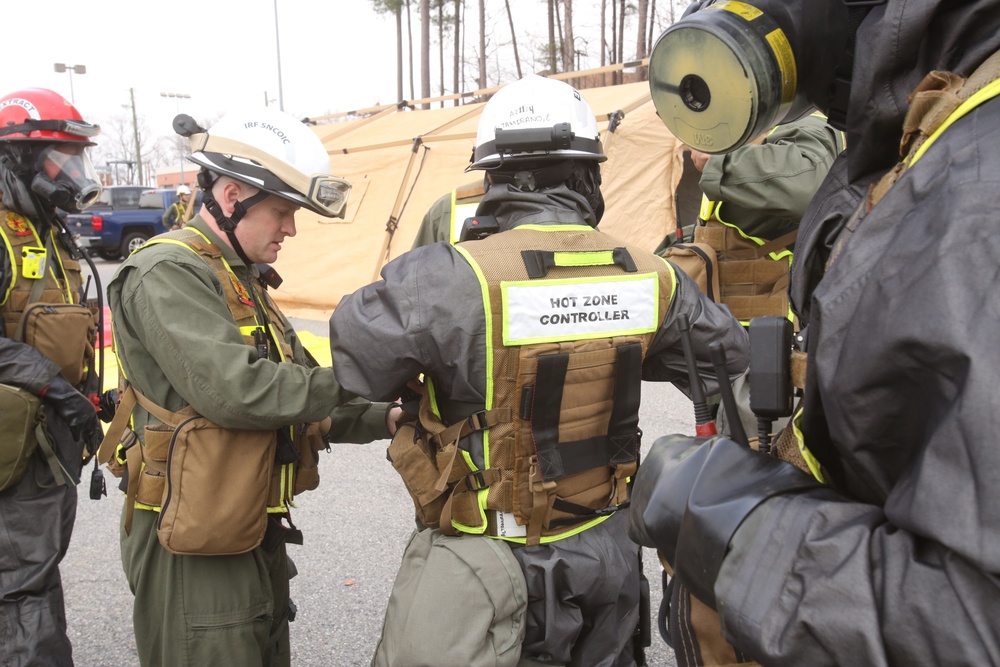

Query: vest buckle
[{"left": 467, "top": 410, "right": 489, "bottom": 431}]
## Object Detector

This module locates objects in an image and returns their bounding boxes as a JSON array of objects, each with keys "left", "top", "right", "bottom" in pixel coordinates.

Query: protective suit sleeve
[
  {"left": 0, "top": 337, "right": 61, "bottom": 394},
  {"left": 699, "top": 115, "right": 840, "bottom": 221},
  {"left": 716, "top": 490, "right": 1000, "bottom": 666},
  {"left": 278, "top": 309, "right": 392, "bottom": 443},
  {"left": 641, "top": 261, "right": 748, "bottom": 395},
  {"left": 110, "top": 251, "right": 358, "bottom": 432},
  {"left": 329, "top": 243, "right": 486, "bottom": 404}
]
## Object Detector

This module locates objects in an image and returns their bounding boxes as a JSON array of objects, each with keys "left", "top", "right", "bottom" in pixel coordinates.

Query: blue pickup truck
[{"left": 67, "top": 186, "right": 199, "bottom": 260}]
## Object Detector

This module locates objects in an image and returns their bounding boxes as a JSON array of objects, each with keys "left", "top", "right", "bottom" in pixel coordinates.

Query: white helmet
[
  {"left": 470, "top": 74, "right": 606, "bottom": 170},
  {"left": 185, "top": 107, "right": 350, "bottom": 218},
  {"left": 176, "top": 184, "right": 192, "bottom": 196}
]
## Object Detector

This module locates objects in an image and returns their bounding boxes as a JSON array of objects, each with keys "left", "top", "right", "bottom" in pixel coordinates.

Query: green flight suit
[{"left": 109, "top": 216, "right": 389, "bottom": 667}]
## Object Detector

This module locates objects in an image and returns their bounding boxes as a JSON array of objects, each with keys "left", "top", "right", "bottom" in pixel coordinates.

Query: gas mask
[
  {"left": 649, "top": 0, "right": 876, "bottom": 154},
  {"left": 31, "top": 144, "right": 102, "bottom": 212}
]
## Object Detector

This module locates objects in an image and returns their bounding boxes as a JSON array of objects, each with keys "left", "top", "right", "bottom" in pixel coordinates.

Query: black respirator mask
[
  {"left": 30, "top": 144, "right": 102, "bottom": 212},
  {"left": 649, "top": 0, "right": 877, "bottom": 154}
]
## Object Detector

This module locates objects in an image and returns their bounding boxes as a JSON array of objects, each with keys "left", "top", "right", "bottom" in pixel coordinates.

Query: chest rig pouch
[
  {"left": 389, "top": 226, "right": 675, "bottom": 546},
  {"left": 0, "top": 209, "right": 97, "bottom": 386}
]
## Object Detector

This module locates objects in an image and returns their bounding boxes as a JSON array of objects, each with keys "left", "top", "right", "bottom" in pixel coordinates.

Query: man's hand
[{"left": 689, "top": 150, "right": 711, "bottom": 172}]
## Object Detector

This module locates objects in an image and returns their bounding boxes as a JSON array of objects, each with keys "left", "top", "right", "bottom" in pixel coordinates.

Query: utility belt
[
  {"left": 693, "top": 221, "right": 795, "bottom": 324},
  {"left": 97, "top": 385, "right": 329, "bottom": 556}
]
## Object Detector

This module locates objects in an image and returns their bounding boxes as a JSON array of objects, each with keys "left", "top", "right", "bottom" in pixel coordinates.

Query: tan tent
[{"left": 273, "top": 79, "right": 688, "bottom": 321}]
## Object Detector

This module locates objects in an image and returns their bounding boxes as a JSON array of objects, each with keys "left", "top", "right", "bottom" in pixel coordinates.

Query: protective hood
[
  {"left": 476, "top": 181, "right": 599, "bottom": 232},
  {"left": 847, "top": 0, "right": 1000, "bottom": 181}
]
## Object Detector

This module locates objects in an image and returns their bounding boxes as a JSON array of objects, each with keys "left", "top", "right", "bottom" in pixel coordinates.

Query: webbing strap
[
  {"left": 35, "top": 421, "right": 72, "bottom": 487},
  {"left": 96, "top": 385, "right": 138, "bottom": 466},
  {"left": 521, "top": 247, "right": 637, "bottom": 278},
  {"left": 530, "top": 343, "right": 643, "bottom": 482}
]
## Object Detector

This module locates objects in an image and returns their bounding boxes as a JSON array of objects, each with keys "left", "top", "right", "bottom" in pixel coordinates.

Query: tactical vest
[
  {"left": 105, "top": 227, "right": 324, "bottom": 516},
  {"left": 0, "top": 206, "right": 95, "bottom": 386},
  {"left": 396, "top": 224, "right": 675, "bottom": 546},
  {"left": 694, "top": 201, "right": 795, "bottom": 325}
]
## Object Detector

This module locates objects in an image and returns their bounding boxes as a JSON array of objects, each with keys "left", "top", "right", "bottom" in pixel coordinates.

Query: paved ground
[{"left": 68, "top": 258, "right": 685, "bottom": 666}]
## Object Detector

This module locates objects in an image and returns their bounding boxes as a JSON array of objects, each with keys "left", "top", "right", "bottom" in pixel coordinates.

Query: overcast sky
[{"left": 5, "top": 0, "right": 679, "bottom": 166}]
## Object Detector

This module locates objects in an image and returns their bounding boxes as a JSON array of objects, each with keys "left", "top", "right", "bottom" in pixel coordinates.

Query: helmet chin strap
[{"left": 198, "top": 167, "right": 270, "bottom": 266}]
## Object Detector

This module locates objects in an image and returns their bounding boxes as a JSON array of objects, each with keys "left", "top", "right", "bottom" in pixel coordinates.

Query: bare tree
[
  {"left": 600, "top": 0, "right": 608, "bottom": 84},
  {"left": 453, "top": 0, "right": 462, "bottom": 106},
  {"left": 420, "top": 0, "right": 431, "bottom": 107},
  {"left": 562, "top": 0, "right": 575, "bottom": 73},
  {"left": 406, "top": 0, "right": 415, "bottom": 100},
  {"left": 501, "top": 0, "right": 523, "bottom": 79},
  {"left": 371, "top": 0, "right": 405, "bottom": 103},
  {"left": 548, "top": 0, "right": 557, "bottom": 73},
  {"left": 93, "top": 112, "right": 169, "bottom": 187},
  {"left": 617, "top": 0, "right": 626, "bottom": 83},
  {"left": 437, "top": 1, "right": 445, "bottom": 106},
  {"left": 478, "top": 0, "right": 486, "bottom": 90},
  {"left": 636, "top": 0, "right": 650, "bottom": 80}
]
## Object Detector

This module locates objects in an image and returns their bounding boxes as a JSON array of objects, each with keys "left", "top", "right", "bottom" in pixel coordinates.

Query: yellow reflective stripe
[
  {"left": 713, "top": 202, "right": 792, "bottom": 262},
  {"left": 909, "top": 76, "right": 1000, "bottom": 166},
  {"left": 239, "top": 325, "right": 259, "bottom": 337},
  {"left": 268, "top": 323, "right": 287, "bottom": 362},
  {"left": 450, "top": 244, "right": 495, "bottom": 535},
  {"left": 517, "top": 223, "right": 593, "bottom": 233},
  {"left": 552, "top": 250, "right": 616, "bottom": 267},
  {"left": 133, "top": 502, "right": 161, "bottom": 512},
  {"left": 495, "top": 514, "right": 614, "bottom": 545},
  {"left": 791, "top": 407, "right": 824, "bottom": 483},
  {"left": 425, "top": 376, "right": 442, "bottom": 421},
  {"left": 47, "top": 229, "right": 74, "bottom": 302},
  {"left": 0, "top": 228, "right": 16, "bottom": 306}
]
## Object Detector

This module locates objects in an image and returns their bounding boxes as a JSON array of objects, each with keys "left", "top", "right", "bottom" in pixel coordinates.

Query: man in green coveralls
[{"left": 106, "top": 107, "right": 399, "bottom": 667}]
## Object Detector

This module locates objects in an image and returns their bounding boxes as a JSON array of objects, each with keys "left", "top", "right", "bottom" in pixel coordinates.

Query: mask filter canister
[{"left": 649, "top": 1, "right": 797, "bottom": 153}]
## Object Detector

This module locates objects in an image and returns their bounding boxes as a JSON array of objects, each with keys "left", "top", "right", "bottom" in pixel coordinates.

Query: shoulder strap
[{"left": 869, "top": 49, "right": 1000, "bottom": 210}]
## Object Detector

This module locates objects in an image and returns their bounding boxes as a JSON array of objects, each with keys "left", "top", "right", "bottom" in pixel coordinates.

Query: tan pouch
[
  {"left": 0, "top": 383, "right": 44, "bottom": 491},
  {"left": 16, "top": 303, "right": 97, "bottom": 386},
  {"left": 386, "top": 421, "right": 452, "bottom": 529},
  {"left": 658, "top": 242, "right": 721, "bottom": 302},
  {"left": 156, "top": 415, "right": 277, "bottom": 556},
  {"left": 292, "top": 417, "right": 331, "bottom": 495},
  {"left": 135, "top": 425, "right": 172, "bottom": 507}
]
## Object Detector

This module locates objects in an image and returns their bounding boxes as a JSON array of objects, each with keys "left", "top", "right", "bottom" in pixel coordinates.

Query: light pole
[
  {"left": 121, "top": 89, "right": 143, "bottom": 186},
  {"left": 53, "top": 63, "right": 86, "bottom": 104},
  {"left": 273, "top": 0, "right": 285, "bottom": 111},
  {"left": 161, "top": 91, "right": 191, "bottom": 186}
]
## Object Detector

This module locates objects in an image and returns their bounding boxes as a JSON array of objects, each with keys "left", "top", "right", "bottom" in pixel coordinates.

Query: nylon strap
[
  {"left": 530, "top": 343, "right": 642, "bottom": 483},
  {"left": 521, "top": 247, "right": 637, "bottom": 278}
]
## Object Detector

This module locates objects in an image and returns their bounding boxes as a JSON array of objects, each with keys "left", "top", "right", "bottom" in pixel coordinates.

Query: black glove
[
  {"left": 41, "top": 374, "right": 99, "bottom": 441},
  {"left": 628, "top": 434, "right": 823, "bottom": 608}
]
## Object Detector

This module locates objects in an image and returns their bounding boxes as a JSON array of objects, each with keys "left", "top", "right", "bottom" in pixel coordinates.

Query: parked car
[{"left": 67, "top": 186, "right": 200, "bottom": 260}]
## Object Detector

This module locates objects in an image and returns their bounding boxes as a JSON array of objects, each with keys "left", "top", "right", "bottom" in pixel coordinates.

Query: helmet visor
[{"left": 34, "top": 144, "right": 102, "bottom": 211}]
